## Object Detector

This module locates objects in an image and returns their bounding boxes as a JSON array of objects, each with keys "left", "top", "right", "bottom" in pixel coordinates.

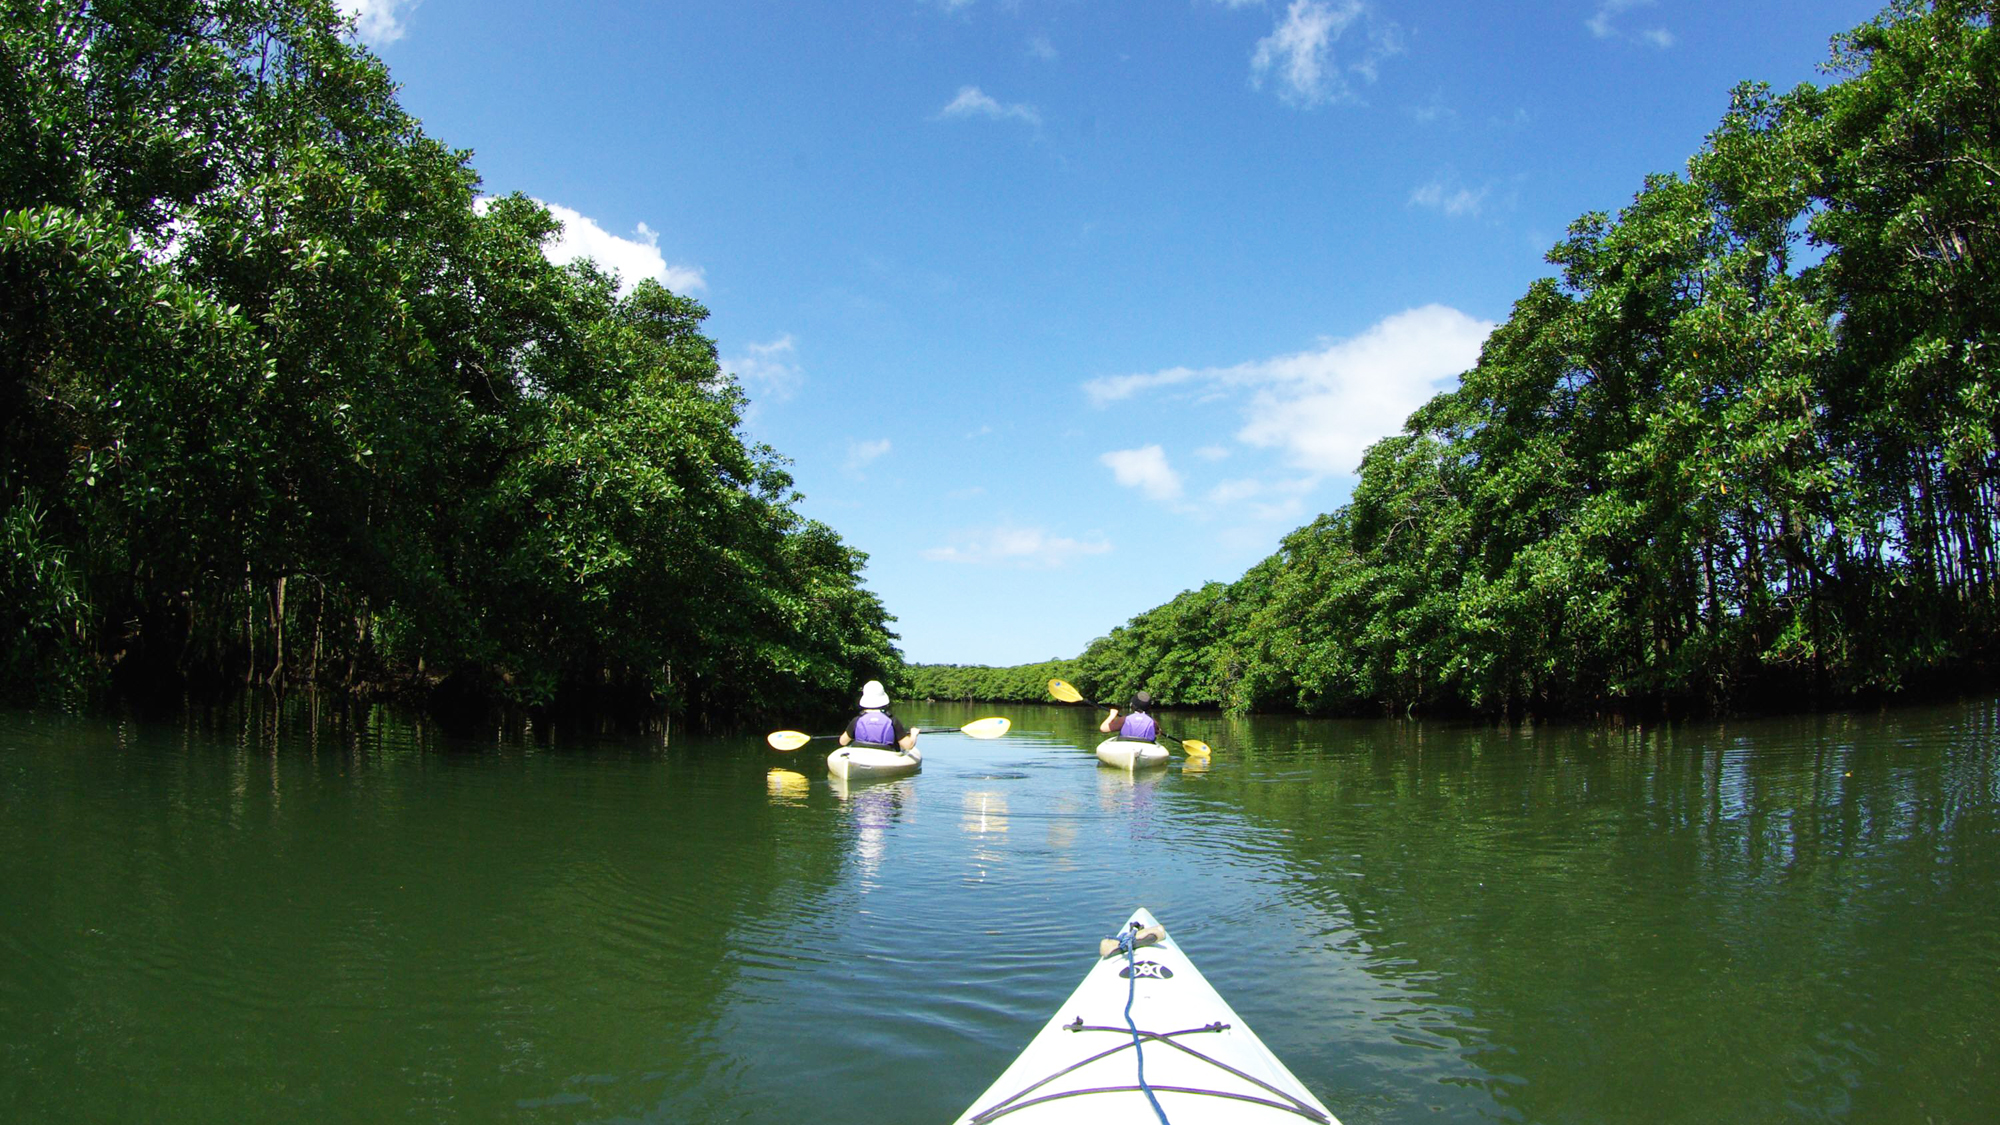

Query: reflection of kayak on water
[
  {"left": 953, "top": 907, "right": 1339, "bottom": 1125},
  {"left": 827, "top": 744, "right": 921, "bottom": 780},
  {"left": 1095, "top": 738, "right": 1170, "bottom": 771}
]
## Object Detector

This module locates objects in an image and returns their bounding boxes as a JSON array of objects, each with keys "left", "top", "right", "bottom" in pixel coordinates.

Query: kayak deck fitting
[{"left": 953, "top": 908, "right": 1339, "bottom": 1124}]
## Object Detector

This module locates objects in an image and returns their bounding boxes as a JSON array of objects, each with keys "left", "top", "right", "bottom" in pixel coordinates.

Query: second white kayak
[
  {"left": 827, "top": 745, "right": 921, "bottom": 780},
  {"left": 1095, "top": 738, "right": 1170, "bottom": 770},
  {"left": 953, "top": 907, "right": 1338, "bottom": 1124}
]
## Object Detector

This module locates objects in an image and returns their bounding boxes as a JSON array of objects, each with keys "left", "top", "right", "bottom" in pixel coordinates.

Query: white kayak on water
[
  {"left": 953, "top": 908, "right": 1339, "bottom": 1125},
  {"left": 1095, "top": 738, "right": 1170, "bottom": 770},
  {"left": 827, "top": 744, "right": 921, "bottom": 780}
]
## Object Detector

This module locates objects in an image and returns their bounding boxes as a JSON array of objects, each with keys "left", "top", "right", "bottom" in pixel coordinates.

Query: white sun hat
[{"left": 858, "top": 680, "right": 890, "bottom": 709}]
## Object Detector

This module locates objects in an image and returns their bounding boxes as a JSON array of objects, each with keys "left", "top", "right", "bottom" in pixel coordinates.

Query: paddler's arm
[{"left": 1098, "top": 708, "right": 1120, "bottom": 734}]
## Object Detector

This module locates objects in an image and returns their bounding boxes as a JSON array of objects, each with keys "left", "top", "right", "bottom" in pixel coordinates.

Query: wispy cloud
[
  {"left": 1251, "top": 0, "right": 1362, "bottom": 107},
  {"left": 845, "top": 438, "right": 892, "bottom": 474},
  {"left": 1194, "top": 445, "right": 1231, "bottom": 462},
  {"left": 922, "top": 526, "right": 1113, "bottom": 568},
  {"left": 535, "top": 201, "right": 705, "bottom": 295},
  {"left": 335, "top": 0, "right": 414, "bottom": 45},
  {"left": 1198, "top": 476, "right": 1319, "bottom": 523},
  {"left": 1083, "top": 365, "right": 1200, "bottom": 406},
  {"left": 1410, "top": 90, "right": 1458, "bottom": 126},
  {"left": 1028, "top": 34, "right": 1058, "bottom": 62},
  {"left": 937, "top": 86, "right": 1042, "bottom": 127},
  {"left": 1247, "top": 0, "right": 1401, "bottom": 108},
  {"left": 1587, "top": 0, "right": 1676, "bottom": 47},
  {"left": 726, "top": 335, "right": 803, "bottom": 402},
  {"left": 1410, "top": 177, "right": 1490, "bottom": 218},
  {"left": 1085, "top": 305, "right": 1496, "bottom": 477},
  {"left": 1101, "top": 445, "right": 1184, "bottom": 502}
]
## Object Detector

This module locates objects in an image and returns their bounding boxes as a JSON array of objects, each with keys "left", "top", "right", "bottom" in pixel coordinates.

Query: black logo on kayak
[{"left": 1119, "top": 960, "right": 1174, "bottom": 980}]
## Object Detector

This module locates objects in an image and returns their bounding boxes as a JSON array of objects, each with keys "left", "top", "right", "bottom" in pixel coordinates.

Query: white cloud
[
  {"left": 1194, "top": 445, "right": 1231, "bottom": 462},
  {"left": 846, "top": 438, "right": 892, "bottom": 473},
  {"left": 937, "top": 86, "right": 1042, "bottom": 127},
  {"left": 727, "top": 335, "right": 803, "bottom": 402},
  {"left": 1204, "top": 478, "right": 1266, "bottom": 506},
  {"left": 1083, "top": 365, "right": 1203, "bottom": 406},
  {"left": 1246, "top": 0, "right": 1398, "bottom": 108},
  {"left": 1411, "top": 91, "right": 1458, "bottom": 126},
  {"left": 335, "top": 0, "right": 414, "bottom": 46},
  {"left": 1348, "top": 19, "right": 1403, "bottom": 83},
  {"left": 1028, "top": 34, "right": 1058, "bottom": 62},
  {"left": 537, "top": 202, "right": 706, "bottom": 296},
  {"left": 922, "top": 526, "right": 1113, "bottom": 568},
  {"left": 1588, "top": 0, "right": 1675, "bottom": 47},
  {"left": 1101, "top": 445, "right": 1184, "bottom": 502},
  {"left": 1085, "top": 305, "right": 1496, "bottom": 477},
  {"left": 1410, "top": 178, "right": 1490, "bottom": 217},
  {"left": 1201, "top": 476, "right": 1318, "bottom": 522},
  {"left": 1251, "top": 1, "right": 1361, "bottom": 107}
]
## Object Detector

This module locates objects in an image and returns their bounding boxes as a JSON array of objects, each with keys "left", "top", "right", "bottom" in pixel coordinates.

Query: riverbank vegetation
[
  {"left": 0, "top": 0, "right": 901, "bottom": 723},
  {"left": 911, "top": 0, "right": 1999, "bottom": 718}
]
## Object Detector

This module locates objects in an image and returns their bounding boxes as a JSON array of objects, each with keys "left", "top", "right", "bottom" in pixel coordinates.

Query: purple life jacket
[
  {"left": 852, "top": 710, "right": 898, "bottom": 748},
  {"left": 1120, "top": 711, "right": 1159, "bottom": 743}
]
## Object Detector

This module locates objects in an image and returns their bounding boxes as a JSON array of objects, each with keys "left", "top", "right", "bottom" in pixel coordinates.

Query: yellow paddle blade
[
  {"left": 1179, "top": 738, "right": 1213, "bottom": 758},
  {"left": 765, "top": 730, "right": 812, "bottom": 751},
  {"left": 1047, "top": 679, "right": 1085, "bottom": 704},
  {"left": 960, "top": 716, "right": 1011, "bottom": 739}
]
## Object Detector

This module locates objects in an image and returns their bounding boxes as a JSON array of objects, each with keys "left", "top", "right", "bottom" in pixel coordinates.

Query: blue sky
[{"left": 342, "top": 0, "right": 1885, "bottom": 666}]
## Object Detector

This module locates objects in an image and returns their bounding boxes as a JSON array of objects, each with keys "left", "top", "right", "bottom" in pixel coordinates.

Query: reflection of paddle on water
[{"left": 766, "top": 768, "right": 809, "bottom": 805}]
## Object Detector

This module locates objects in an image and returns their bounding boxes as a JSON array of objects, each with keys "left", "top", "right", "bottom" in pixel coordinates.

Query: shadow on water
[
  {"left": 0, "top": 697, "right": 858, "bottom": 1124},
  {"left": 1188, "top": 703, "right": 2000, "bottom": 1124}
]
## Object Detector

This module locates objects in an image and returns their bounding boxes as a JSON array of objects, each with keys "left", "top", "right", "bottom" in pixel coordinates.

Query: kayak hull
[
  {"left": 827, "top": 744, "right": 921, "bottom": 780},
  {"left": 1095, "top": 738, "right": 1170, "bottom": 770},
  {"left": 953, "top": 907, "right": 1338, "bottom": 1125}
]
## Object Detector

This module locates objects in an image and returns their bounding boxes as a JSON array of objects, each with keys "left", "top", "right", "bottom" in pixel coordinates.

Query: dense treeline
[
  {"left": 903, "top": 660, "right": 1079, "bottom": 704},
  {"left": 911, "top": 1, "right": 1999, "bottom": 718},
  {"left": 0, "top": 0, "right": 901, "bottom": 723}
]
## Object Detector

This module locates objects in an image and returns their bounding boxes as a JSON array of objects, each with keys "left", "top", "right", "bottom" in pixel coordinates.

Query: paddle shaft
[
  {"left": 1108, "top": 719, "right": 1209, "bottom": 756},
  {"left": 1048, "top": 679, "right": 1207, "bottom": 754},
  {"left": 766, "top": 715, "right": 1009, "bottom": 751},
  {"left": 1095, "top": 702, "right": 1199, "bottom": 747}
]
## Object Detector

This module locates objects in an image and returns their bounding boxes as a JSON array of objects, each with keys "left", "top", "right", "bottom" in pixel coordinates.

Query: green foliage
[
  {"left": 0, "top": 0, "right": 899, "bottom": 725},
  {"left": 0, "top": 494, "right": 95, "bottom": 706},
  {"left": 923, "top": 0, "right": 2000, "bottom": 718},
  {"left": 902, "top": 659, "right": 1081, "bottom": 705}
]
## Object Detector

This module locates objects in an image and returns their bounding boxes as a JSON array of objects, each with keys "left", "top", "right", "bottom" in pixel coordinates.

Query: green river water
[{"left": 2, "top": 697, "right": 1996, "bottom": 1124}]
